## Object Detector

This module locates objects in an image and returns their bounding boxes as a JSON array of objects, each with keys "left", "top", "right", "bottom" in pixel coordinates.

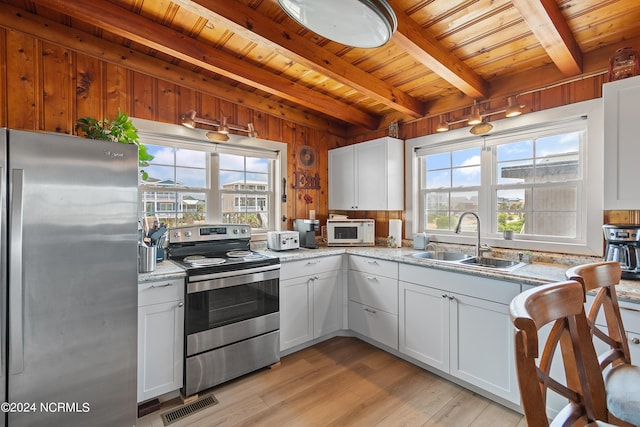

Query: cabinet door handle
[
  {"left": 151, "top": 282, "right": 173, "bottom": 288},
  {"left": 367, "top": 260, "right": 379, "bottom": 265},
  {"left": 442, "top": 294, "right": 448, "bottom": 298},
  {"left": 448, "top": 296, "right": 455, "bottom": 301},
  {"left": 366, "top": 276, "right": 378, "bottom": 281},
  {"left": 178, "top": 302, "right": 184, "bottom": 308},
  {"left": 364, "top": 307, "right": 377, "bottom": 314},
  {"left": 631, "top": 337, "right": 640, "bottom": 345},
  {"left": 306, "top": 260, "right": 320, "bottom": 265},
  {"left": 313, "top": 276, "right": 319, "bottom": 280}
]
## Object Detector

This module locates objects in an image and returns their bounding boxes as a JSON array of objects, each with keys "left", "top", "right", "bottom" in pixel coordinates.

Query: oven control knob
[
  {"left": 185, "top": 231, "right": 192, "bottom": 237},
  {"left": 232, "top": 228, "right": 239, "bottom": 234},
  {"left": 241, "top": 228, "right": 248, "bottom": 234},
  {"left": 173, "top": 231, "right": 181, "bottom": 238}
]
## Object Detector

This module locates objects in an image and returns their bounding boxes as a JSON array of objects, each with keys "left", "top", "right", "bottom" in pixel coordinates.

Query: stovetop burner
[{"left": 167, "top": 224, "right": 280, "bottom": 277}]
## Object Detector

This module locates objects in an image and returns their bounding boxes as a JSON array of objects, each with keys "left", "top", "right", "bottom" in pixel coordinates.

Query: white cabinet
[
  {"left": 137, "top": 277, "right": 185, "bottom": 403},
  {"left": 328, "top": 137, "right": 404, "bottom": 210},
  {"left": 280, "top": 256, "right": 343, "bottom": 351},
  {"left": 348, "top": 255, "right": 399, "bottom": 349},
  {"left": 604, "top": 74, "right": 640, "bottom": 209},
  {"left": 398, "top": 264, "right": 521, "bottom": 404}
]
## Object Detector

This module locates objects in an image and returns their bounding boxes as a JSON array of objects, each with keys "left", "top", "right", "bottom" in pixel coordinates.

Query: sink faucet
[{"left": 454, "top": 211, "right": 490, "bottom": 258}]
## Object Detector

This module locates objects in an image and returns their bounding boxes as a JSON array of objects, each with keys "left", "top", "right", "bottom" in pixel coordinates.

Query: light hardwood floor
[{"left": 137, "top": 337, "right": 526, "bottom": 427}]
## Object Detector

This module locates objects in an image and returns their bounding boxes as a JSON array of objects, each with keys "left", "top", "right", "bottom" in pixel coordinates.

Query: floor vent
[{"left": 161, "top": 395, "right": 218, "bottom": 426}]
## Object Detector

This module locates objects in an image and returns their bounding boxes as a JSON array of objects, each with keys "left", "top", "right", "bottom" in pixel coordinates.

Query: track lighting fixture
[
  {"left": 467, "top": 104, "right": 482, "bottom": 125},
  {"left": 434, "top": 96, "right": 526, "bottom": 134},
  {"left": 505, "top": 96, "right": 523, "bottom": 118},
  {"left": 436, "top": 115, "right": 449, "bottom": 132},
  {"left": 179, "top": 110, "right": 258, "bottom": 138}
]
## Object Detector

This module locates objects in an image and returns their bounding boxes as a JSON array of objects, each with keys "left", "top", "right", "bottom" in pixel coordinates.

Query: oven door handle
[{"left": 187, "top": 264, "right": 281, "bottom": 293}]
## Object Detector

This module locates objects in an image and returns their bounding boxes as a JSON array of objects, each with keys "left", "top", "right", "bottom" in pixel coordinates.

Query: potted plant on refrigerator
[{"left": 75, "top": 110, "right": 154, "bottom": 180}]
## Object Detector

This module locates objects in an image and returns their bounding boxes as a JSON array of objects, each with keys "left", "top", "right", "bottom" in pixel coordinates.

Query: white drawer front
[
  {"left": 138, "top": 278, "right": 184, "bottom": 306},
  {"left": 348, "top": 270, "right": 397, "bottom": 314},
  {"left": 280, "top": 255, "right": 342, "bottom": 281},
  {"left": 349, "top": 255, "right": 398, "bottom": 279},
  {"left": 348, "top": 301, "right": 398, "bottom": 349}
]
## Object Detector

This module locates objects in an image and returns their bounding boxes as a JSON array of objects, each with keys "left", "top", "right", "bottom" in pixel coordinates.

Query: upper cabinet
[
  {"left": 604, "top": 75, "right": 640, "bottom": 209},
  {"left": 328, "top": 137, "right": 404, "bottom": 210}
]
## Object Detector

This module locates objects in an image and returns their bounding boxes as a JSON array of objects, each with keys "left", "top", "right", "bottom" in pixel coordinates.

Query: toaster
[{"left": 267, "top": 231, "right": 300, "bottom": 251}]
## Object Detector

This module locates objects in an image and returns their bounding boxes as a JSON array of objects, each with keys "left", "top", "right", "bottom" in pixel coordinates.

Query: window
[
  {"left": 405, "top": 97, "right": 609, "bottom": 257},
  {"left": 421, "top": 147, "right": 481, "bottom": 231},
  {"left": 139, "top": 142, "right": 278, "bottom": 232},
  {"left": 217, "top": 153, "right": 272, "bottom": 230}
]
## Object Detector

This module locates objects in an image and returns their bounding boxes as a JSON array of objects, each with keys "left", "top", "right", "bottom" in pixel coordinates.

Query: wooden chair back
[
  {"left": 510, "top": 281, "right": 609, "bottom": 427},
  {"left": 565, "top": 261, "right": 631, "bottom": 369}
]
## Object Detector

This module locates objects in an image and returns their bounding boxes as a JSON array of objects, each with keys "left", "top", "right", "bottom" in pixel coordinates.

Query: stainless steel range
[{"left": 168, "top": 224, "right": 280, "bottom": 396}]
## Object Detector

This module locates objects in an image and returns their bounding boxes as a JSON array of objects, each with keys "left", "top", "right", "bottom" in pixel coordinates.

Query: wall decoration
[
  {"left": 297, "top": 145, "right": 316, "bottom": 169},
  {"left": 292, "top": 171, "right": 321, "bottom": 190}
]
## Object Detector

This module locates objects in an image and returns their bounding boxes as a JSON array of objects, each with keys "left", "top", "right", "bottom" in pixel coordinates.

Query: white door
[
  {"left": 280, "top": 278, "right": 313, "bottom": 351},
  {"left": 398, "top": 281, "right": 450, "bottom": 372},
  {"left": 450, "top": 293, "right": 519, "bottom": 404},
  {"left": 328, "top": 146, "right": 355, "bottom": 210}
]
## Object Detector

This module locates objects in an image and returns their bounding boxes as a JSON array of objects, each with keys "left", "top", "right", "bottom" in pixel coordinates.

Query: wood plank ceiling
[{"left": 2, "top": 0, "right": 640, "bottom": 137}]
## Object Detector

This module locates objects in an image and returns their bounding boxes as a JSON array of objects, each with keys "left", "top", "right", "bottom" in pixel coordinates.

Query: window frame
[
  {"left": 405, "top": 99, "right": 604, "bottom": 256},
  {"left": 133, "top": 118, "right": 287, "bottom": 240}
]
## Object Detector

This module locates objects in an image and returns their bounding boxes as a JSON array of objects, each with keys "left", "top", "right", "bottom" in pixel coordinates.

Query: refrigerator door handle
[{"left": 9, "top": 168, "right": 24, "bottom": 374}]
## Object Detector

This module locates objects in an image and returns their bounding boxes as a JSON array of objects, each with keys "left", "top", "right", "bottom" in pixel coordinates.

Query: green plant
[{"left": 76, "top": 110, "right": 154, "bottom": 180}]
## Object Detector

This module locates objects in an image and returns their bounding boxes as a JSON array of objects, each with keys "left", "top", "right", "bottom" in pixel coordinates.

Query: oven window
[
  {"left": 186, "top": 278, "right": 279, "bottom": 335},
  {"left": 333, "top": 226, "right": 357, "bottom": 239}
]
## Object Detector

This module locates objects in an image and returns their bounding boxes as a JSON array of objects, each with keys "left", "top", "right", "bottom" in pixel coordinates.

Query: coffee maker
[
  {"left": 603, "top": 224, "right": 640, "bottom": 279},
  {"left": 295, "top": 219, "right": 319, "bottom": 249}
]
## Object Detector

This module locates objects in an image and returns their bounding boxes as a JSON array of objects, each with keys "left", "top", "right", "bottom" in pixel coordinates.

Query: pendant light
[
  {"left": 505, "top": 96, "right": 523, "bottom": 118},
  {"left": 277, "top": 0, "right": 397, "bottom": 48},
  {"left": 467, "top": 103, "right": 482, "bottom": 125}
]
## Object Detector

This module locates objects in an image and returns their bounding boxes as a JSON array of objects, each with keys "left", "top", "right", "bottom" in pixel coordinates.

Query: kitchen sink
[
  {"left": 459, "top": 256, "right": 525, "bottom": 271},
  {"left": 411, "top": 251, "right": 472, "bottom": 261}
]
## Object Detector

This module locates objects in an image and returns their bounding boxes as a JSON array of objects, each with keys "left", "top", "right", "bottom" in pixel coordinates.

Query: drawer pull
[
  {"left": 442, "top": 294, "right": 448, "bottom": 298},
  {"left": 448, "top": 295, "right": 455, "bottom": 301},
  {"left": 364, "top": 307, "right": 377, "bottom": 314},
  {"left": 366, "top": 276, "right": 378, "bottom": 281},
  {"left": 306, "top": 260, "right": 320, "bottom": 265},
  {"left": 367, "top": 260, "right": 379, "bottom": 265},
  {"left": 151, "top": 282, "right": 173, "bottom": 288},
  {"left": 178, "top": 302, "right": 184, "bottom": 308},
  {"left": 631, "top": 337, "right": 640, "bottom": 345}
]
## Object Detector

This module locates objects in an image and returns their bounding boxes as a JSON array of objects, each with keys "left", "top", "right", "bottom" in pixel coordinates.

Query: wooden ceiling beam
[
  {"left": 34, "top": 0, "right": 380, "bottom": 129},
  {"left": 0, "top": 3, "right": 347, "bottom": 136},
  {"left": 511, "top": 0, "right": 583, "bottom": 76},
  {"left": 392, "top": 10, "right": 490, "bottom": 100},
  {"left": 172, "top": 0, "right": 425, "bottom": 118}
]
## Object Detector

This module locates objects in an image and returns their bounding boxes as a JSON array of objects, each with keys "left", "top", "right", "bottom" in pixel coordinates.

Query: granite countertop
[
  {"left": 138, "top": 245, "right": 640, "bottom": 303},
  {"left": 263, "top": 245, "right": 640, "bottom": 303},
  {"left": 138, "top": 259, "right": 185, "bottom": 283}
]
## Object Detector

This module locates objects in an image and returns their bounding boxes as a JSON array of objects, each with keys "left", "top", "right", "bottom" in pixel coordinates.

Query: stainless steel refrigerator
[{"left": 0, "top": 129, "right": 138, "bottom": 426}]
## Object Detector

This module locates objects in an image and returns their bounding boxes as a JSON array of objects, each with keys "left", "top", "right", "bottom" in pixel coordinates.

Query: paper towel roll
[{"left": 389, "top": 219, "right": 402, "bottom": 245}]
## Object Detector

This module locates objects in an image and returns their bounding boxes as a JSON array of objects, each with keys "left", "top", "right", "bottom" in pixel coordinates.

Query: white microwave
[{"left": 326, "top": 219, "right": 375, "bottom": 246}]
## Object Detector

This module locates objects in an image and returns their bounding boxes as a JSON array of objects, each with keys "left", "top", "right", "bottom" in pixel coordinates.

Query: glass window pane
[
  {"left": 245, "top": 172, "right": 268, "bottom": 188},
  {"left": 536, "top": 132, "right": 579, "bottom": 158},
  {"left": 141, "top": 191, "right": 206, "bottom": 228},
  {"left": 452, "top": 166, "right": 480, "bottom": 187},
  {"left": 219, "top": 153, "right": 244, "bottom": 171},
  {"left": 497, "top": 140, "right": 533, "bottom": 162},
  {"left": 497, "top": 189, "right": 528, "bottom": 233},
  {"left": 426, "top": 152, "right": 450, "bottom": 170},
  {"left": 497, "top": 160, "right": 532, "bottom": 184},
  {"left": 426, "top": 211, "right": 453, "bottom": 230},
  {"left": 530, "top": 212, "right": 576, "bottom": 237},
  {"left": 220, "top": 194, "right": 269, "bottom": 229},
  {"left": 534, "top": 154, "right": 579, "bottom": 182},
  {"left": 426, "top": 170, "right": 450, "bottom": 189},
  {"left": 144, "top": 165, "right": 175, "bottom": 184},
  {"left": 246, "top": 157, "right": 269, "bottom": 173},
  {"left": 426, "top": 192, "right": 449, "bottom": 211},
  {"left": 146, "top": 145, "right": 175, "bottom": 166},
  {"left": 175, "top": 148, "right": 206, "bottom": 167},
  {"left": 532, "top": 187, "right": 577, "bottom": 211},
  {"left": 176, "top": 167, "right": 206, "bottom": 188},
  {"left": 452, "top": 147, "right": 481, "bottom": 167},
  {"left": 450, "top": 191, "right": 478, "bottom": 212}
]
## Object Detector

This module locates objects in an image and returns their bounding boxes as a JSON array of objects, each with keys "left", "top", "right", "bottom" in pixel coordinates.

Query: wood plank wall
[
  {"left": 0, "top": 26, "right": 346, "bottom": 233},
  {"left": 0, "top": 23, "right": 627, "bottom": 239}
]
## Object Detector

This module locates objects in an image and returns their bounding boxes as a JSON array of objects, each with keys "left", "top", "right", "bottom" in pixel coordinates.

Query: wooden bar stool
[
  {"left": 510, "top": 280, "right": 615, "bottom": 427},
  {"left": 566, "top": 261, "right": 640, "bottom": 426}
]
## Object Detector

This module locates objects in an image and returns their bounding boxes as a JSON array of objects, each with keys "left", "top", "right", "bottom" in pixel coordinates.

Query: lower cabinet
[
  {"left": 280, "top": 256, "right": 343, "bottom": 351},
  {"left": 399, "top": 264, "right": 521, "bottom": 404},
  {"left": 137, "top": 278, "right": 185, "bottom": 403}
]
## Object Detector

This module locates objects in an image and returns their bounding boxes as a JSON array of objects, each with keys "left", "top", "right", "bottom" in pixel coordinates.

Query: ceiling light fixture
[
  {"left": 179, "top": 110, "right": 258, "bottom": 139},
  {"left": 277, "top": 0, "right": 397, "bottom": 48},
  {"left": 467, "top": 103, "right": 482, "bottom": 125},
  {"left": 469, "top": 121, "right": 494, "bottom": 135},
  {"left": 436, "top": 115, "right": 449, "bottom": 132},
  {"left": 505, "top": 96, "right": 523, "bottom": 118}
]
